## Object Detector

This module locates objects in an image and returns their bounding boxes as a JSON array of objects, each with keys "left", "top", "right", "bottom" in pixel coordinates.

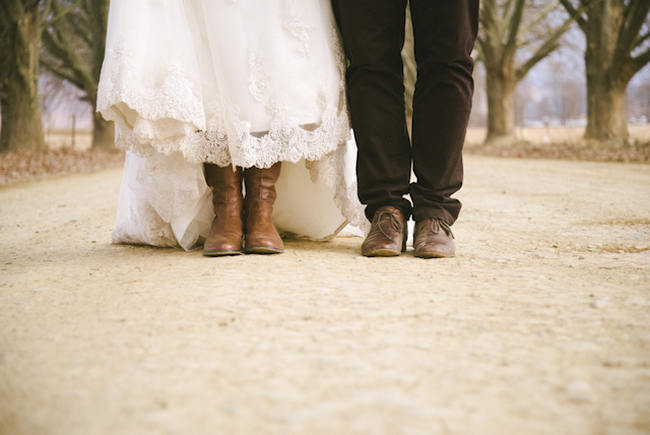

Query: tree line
[
  {"left": 1, "top": 0, "right": 648, "bottom": 153},
  {"left": 405, "top": 0, "right": 649, "bottom": 144},
  {"left": 0, "top": 0, "right": 109, "bottom": 152}
]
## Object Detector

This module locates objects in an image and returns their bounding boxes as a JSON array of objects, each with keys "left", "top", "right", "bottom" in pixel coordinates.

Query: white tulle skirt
[{"left": 97, "top": 0, "right": 366, "bottom": 250}]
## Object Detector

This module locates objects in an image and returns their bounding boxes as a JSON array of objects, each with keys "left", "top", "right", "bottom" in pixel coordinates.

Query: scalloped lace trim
[{"left": 98, "top": 39, "right": 353, "bottom": 170}]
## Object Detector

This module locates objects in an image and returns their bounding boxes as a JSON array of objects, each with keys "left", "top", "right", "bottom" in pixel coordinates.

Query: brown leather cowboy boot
[
  {"left": 203, "top": 163, "right": 244, "bottom": 256},
  {"left": 243, "top": 162, "right": 284, "bottom": 254},
  {"left": 413, "top": 218, "right": 456, "bottom": 258},
  {"left": 361, "top": 206, "right": 407, "bottom": 257}
]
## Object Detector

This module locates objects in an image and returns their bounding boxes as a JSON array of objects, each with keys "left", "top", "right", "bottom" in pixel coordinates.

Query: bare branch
[
  {"left": 42, "top": 19, "right": 96, "bottom": 98},
  {"left": 520, "top": 1, "right": 559, "bottom": 36},
  {"left": 516, "top": 14, "right": 574, "bottom": 81},
  {"left": 501, "top": 0, "right": 526, "bottom": 64},
  {"left": 611, "top": 0, "right": 650, "bottom": 71},
  {"left": 558, "top": 0, "right": 587, "bottom": 31},
  {"left": 631, "top": 46, "right": 650, "bottom": 74},
  {"left": 635, "top": 30, "right": 650, "bottom": 49},
  {"left": 478, "top": 0, "right": 503, "bottom": 69},
  {"left": 40, "top": 57, "right": 84, "bottom": 89},
  {"left": 46, "top": 0, "right": 79, "bottom": 26}
]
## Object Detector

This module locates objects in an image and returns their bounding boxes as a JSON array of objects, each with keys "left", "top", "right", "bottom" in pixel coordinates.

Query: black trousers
[{"left": 332, "top": 0, "right": 478, "bottom": 224}]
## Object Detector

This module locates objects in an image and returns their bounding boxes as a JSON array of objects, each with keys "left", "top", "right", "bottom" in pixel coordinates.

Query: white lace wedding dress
[{"left": 97, "top": 0, "right": 366, "bottom": 250}]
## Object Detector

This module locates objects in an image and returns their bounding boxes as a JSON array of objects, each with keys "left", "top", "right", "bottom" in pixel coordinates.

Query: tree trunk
[
  {"left": 0, "top": 6, "right": 45, "bottom": 153},
  {"left": 584, "top": 70, "right": 628, "bottom": 141},
  {"left": 92, "top": 111, "right": 114, "bottom": 150},
  {"left": 90, "top": 0, "right": 111, "bottom": 149},
  {"left": 582, "top": 0, "right": 629, "bottom": 142},
  {"left": 485, "top": 69, "right": 516, "bottom": 143}
]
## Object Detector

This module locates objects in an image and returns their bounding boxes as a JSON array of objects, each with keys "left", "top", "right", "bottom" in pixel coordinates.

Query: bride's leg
[
  {"left": 203, "top": 163, "right": 244, "bottom": 256},
  {"left": 243, "top": 162, "right": 284, "bottom": 254}
]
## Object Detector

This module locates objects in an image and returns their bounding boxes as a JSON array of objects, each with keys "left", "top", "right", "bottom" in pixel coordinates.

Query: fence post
[{"left": 71, "top": 113, "right": 76, "bottom": 149}]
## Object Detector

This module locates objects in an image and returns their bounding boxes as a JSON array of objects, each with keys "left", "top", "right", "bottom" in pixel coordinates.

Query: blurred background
[{"left": 0, "top": 0, "right": 648, "bottom": 180}]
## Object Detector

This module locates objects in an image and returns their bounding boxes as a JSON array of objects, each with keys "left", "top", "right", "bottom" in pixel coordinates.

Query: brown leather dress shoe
[
  {"left": 413, "top": 218, "right": 455, "bottom": 258},
  {"left": 361, "top": 206, "right": 407, "bottom": 257},
  {"left": 203, "top": 164, "right": 244, "bottom": 256},
  {"left": 243, "top": 162, "right": 284, "bottom": 254}
]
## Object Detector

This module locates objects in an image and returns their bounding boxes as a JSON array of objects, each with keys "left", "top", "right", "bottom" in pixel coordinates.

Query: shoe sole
[
  {"left": 363, "top": 237, "right": 407, "bottom": 257},
  {"left": 414, "top": 250, "right": 455, "bottom": 258},
  {"left": 363, "top": 249, "right": 401, "bottom": 257},
  {"left": 244, "top": 246, "right": 284, "bottom": 254},
  {"left": 203, "top": 250, "right": 243, "bottom": 257}
]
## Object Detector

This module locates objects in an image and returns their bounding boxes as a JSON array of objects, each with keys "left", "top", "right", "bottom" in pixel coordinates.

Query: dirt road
[{"left": 1, "top": 156, "right": 649, "bottom": 434}]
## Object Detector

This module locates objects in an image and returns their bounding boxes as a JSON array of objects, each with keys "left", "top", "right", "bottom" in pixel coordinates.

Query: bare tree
[
  {"left": 477, "top": 0, "right": 576, "bottom": 143},
  {"left": 546, "top": 55, "right": 585, "bottom": 125},
  {"left": 559, "top": 0, "right": 650, "bottom": 141},
  {"left": 468, "top": 63, "right": 488, "bottom": 128},
  {"left": 627, "top": 72, "right": 650, "bottom": 121},
  {"left": 559, "top": 79, "right": 585, "bottom": 124},
  {"left": 514, "top": 82, "right": 530, "bottom": 126},
  {"left": 0, "top": 0, "right": 50, "bottom": 152},
  {"left": 41, "top": 0, "right": 112, "bottom": 149}
]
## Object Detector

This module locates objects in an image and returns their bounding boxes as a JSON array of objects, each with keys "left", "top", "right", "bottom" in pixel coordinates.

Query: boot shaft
[
  {"left": 244, "top": 162, "right": 281, "bottom": 206},
  {"left": 204, "top": 163, "right": 243, "bottom": 208},
  {"left": 242, "top": 162, "right": 284, "bottom": 253}
]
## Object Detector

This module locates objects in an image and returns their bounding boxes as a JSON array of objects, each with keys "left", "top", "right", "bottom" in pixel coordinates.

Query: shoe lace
[
  {"left": 376, "top": 210, "right": 402, "bottom": 239},
  {"left": 429, "top": 218, "right": 454, "bottom": 239}
]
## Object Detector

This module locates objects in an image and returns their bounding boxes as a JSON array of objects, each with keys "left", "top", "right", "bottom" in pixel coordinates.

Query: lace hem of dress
[
  {"left": 98, "top": 38, "right": 352, "bottom": 169},
  {"left": 103, "top": 101, "right": 351, "bottom": 170},
  {"left": 308, "top": 147, "right": 369, "bottom": 235}
]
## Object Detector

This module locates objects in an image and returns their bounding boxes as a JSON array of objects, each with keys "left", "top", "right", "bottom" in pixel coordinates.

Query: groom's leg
[
  {"left": 332, "top": 0, "right": 412, "bottom": 221},
  {"left": 409, "top": 0, "right": 478, "bottom": 225}
]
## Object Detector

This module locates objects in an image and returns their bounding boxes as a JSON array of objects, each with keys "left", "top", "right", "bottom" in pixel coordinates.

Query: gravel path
[{"left": 1, "top": 156, "right": 649, "bottom": 435}]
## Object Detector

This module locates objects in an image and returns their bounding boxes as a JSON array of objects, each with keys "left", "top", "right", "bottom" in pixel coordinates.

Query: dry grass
[
  {"left": 0, "top": 147, "right": 124, "bottom": 185},
  {"left": 0, "top": 130, "right": 122, "bottom": 185},
  {"left": 465, "top": 125, "right": 650, "bottom": 163},
  {"left": 466, "top": 124, "right": 650, "bottom": 144},
  {"left": 45, "top": 129, "right": 93, "bottom": 150}
]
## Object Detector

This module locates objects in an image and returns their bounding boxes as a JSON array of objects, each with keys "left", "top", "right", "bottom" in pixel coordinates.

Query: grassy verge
[
  {"left": 0, "top": 148, "right": 124, "bottom": 185},
  {"left": 464, "top": 139, "right": 650, "bottom": 163}
]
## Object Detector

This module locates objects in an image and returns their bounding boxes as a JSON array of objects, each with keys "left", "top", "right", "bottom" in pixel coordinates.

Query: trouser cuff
[
  {"left": 412, "top": 207, "right": 456, "bottom": 226},
  {"left": 365, "top": 201, "right": 412, "bottom": 222}
]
